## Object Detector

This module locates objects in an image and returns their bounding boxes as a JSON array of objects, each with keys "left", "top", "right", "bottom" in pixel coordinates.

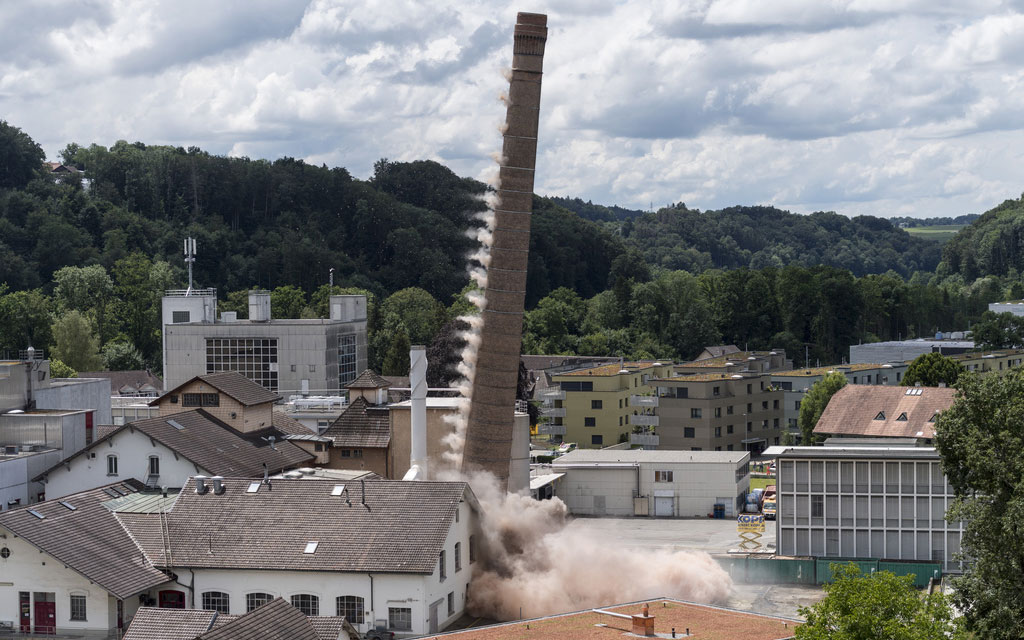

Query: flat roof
[
  {"left": 772, "top": 363, "right": 903, "bottom": 377},
  {"left": 558, "top": 362, "right": 666, "bottom": 377},
  {"left": 1, "top": 409, "right": 86, "bottom": 416},
  {"left": 554, "top": 449, "right": 749, "bottom": 465},
  {"left": 390, "top": 397, "right": 462, "bottom": 409},
  {"left": 763, "top": 445, "right": 939, "bottom": 460}
]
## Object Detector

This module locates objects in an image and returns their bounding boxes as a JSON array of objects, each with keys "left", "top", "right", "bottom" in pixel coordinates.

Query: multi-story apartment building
[
  {"left": 766, "top": 441, "right": 963, "bottom": 573},
  {"left": 541, "top": 362, "right": 674, "bottom": 448},
  {"left": 771, "top": 363, "right": 909, "bottom": 437},
  {"left": 652, "top": 372, "right": 785, "bottom": 454},
  {"left": 162, "top": 290, "right": 367, "bottom": 395},
  {"left": 674, "top": 350, "right": 792, "bottom": 377},
  {"left": 950, "top": 349, "right": 1024, "bottom": 375}
]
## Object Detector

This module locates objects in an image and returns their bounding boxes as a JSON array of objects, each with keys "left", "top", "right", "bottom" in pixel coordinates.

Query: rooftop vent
[
  {"left": 210, "top": 476, "right": 225, "bottom": 495},
  {"left": 304, "top": 541, "right": 319, "bottom": 554},
  {"left": 195, "top": 475, "right": 209, "bottom": 495}
]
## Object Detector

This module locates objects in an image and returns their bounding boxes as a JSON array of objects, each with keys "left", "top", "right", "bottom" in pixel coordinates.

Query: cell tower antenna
[{"left": 184, "top": 237, "right": 196, "bottom": 295}]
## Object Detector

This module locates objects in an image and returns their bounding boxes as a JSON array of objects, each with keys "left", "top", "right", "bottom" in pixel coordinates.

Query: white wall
[
  {"left": 555, "top": 467, "right": 636, "bottom": 516},
  {"left": 1, "top": 451, "right": 62, "bottom": 510},
  {"left": 35, "top": 378, "right": 113, "bottom": 427},
  {"left": 43, "top": 430, "right": 204, "bottom": 500}
]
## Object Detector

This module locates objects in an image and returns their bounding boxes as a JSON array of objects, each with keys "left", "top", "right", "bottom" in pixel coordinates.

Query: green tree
[
  {"left": 110, "top": 252, "right": 175, "bottom": 363},
  {"left": 902, "top": 353, "right": 964, "bottom": 387},
  {"left": 799, "top": 371, "right": 847, "bottom": 444},
  {"left": 934, "top": 369, "right": 1024, "bottom": 638},
  {"left": 101, "top": 341, "right": 145, "bottom": 371},
  {"left": 270, "top": 285, "right": 307, "bottom": 319},
  {"left": 381, "top": 324, "right": 411, "bottom": 376},
  {"left": 51, "top": 310, "right": 103, "bottom": 371},
  {"left": 218, "top": 289, "right": 250, "bottom": 319},
  {"left": 0, "top": 287, "right": 53, "bottom": 352},
  {"left": 795, "top": 563, "right": 963, "bottom": 639},
  {"left": 970, "top": 311, "right": 1024, "bottom": 349},
  {"left": 52, "top": 265, "right": 114, "bottom": 340},
  {"left": 0, "top": 120, "right": 45, "bottom": 189},
  {"left": 48, "top": 358, "right": 77, "bottom": 379},
  {"left": 380, "top": 287, "right": 445, "bottom": 345}
]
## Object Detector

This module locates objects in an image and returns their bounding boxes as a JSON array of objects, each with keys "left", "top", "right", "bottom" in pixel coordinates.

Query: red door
[
  {"left": 34, "top": 600, "right": 55, "bottom": 634},
  {"left": 159, "top": 590, "right": 186, "bottom": 608}
]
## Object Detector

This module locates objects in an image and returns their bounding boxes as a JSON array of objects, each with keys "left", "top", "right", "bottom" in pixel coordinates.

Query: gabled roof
[
  {"left": 813, "top": 385, "right": 957, "bottom": 439},
  {"left": 119, "top": 477, "right": 474, "bottom": 574},
  {"left": 36, "top": 409, "right": 314, "bottom": 482},
  {"left": 0, "top": 480, "right": 168, "bottom": 599},
  {"left": 199, "top": 598, "right": 324, "bottom": 640},
  {"left": 323, "top": 396, "right": 391, "bottom": 448},
  {"left": 79, "top": 369, "right": 163, "bottom": 396},
  {"left": 124, "top": 608, "right": 218, "bottom": 640},
  {"left": 345, "top": 369, "right": 391, "bottom": 389},
  {"left": 152, "top": 371, "right": 280, "bottom": 407},
  {"left": 271, "top": 411, "right": 315, "bottom": 436},
  {"left": 698, "top": 345, "right": 741, "bottom": 359}
]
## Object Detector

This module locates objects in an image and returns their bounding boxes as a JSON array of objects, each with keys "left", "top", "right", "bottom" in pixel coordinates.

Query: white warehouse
[{"left": 550, "top": 449, "right": 750, "bottom": 518}]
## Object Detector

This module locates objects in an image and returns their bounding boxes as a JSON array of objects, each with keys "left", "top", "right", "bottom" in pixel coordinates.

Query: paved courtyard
[{"left": 566, "top": 516, "right": 824, "bottom": 619}]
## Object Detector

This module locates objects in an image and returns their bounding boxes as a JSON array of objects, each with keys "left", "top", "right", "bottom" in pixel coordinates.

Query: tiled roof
[
  {"left": 323, "top": 397, "right": 391, "bottom": 448},
  {"left": 813, "top": 385, "right": 957, "bottom": 439},
  {"left": 123, "top": 608, "right": 217, "bottom": 640},
  {"left": 79, "top": 369, "right": 163, "bottom": 396},
  {"left": 421, "top": 599, "right": 799, "bottom": 640},
  {"left": 698, "top": 345, "right": 741, "bottom": 359},
  {"left": 200, "top": 598, "right": 320, "bottom": 640},
  {"left": 119, "top": 477, "right": 472, "bottom": 574},
  {"left": 346, "top": 369, "right": 391, "bottom": 389},
  {"left": 271, "top": 411, "right": 316, "bottom": 436},
  {"left": 153, "top": 371, "right": 280, "bottom": 407},
  {"left": 0, "top": 480, "right": 168, "bottom": 599}
]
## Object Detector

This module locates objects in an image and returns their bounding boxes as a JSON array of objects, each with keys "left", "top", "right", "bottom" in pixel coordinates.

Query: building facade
[
  {"left": 162, "top": 290, "right": 367, "bottom": 395},
  {"left": 766, "top": 443, "right": 963, "bottom": 573},
  {"left": 550, "top": 449, "right": 750, "bottom": 517},
  {"left": 849, "top": 338, "right": 973, "bottom": 364}
]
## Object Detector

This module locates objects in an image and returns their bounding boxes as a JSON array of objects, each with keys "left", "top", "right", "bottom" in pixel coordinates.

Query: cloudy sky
[{"left": 2, "top": 0, "right": 1023, "bottom": 218}]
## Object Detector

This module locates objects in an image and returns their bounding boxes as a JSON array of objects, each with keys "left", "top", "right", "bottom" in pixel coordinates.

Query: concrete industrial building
[
  {"left": 550, "top": 449, "right": 750, "bottom": 517},
  {"left": 849, "top": 338, "right": 973, "bottom": 364},
  {"left": 462, "top": 13, "right": 547, "bottom": 485},
  {"left": 765, "top": 441, "right": 963, "bottom": 573},
  {"left": 162, "top": 289, "right": 367, "bottom": 395},
  {"left": 652, "top": 372, "right": 785, "bottom": 454},
  {"left": 771, "top": 363, "right": 909, "bottom": 436},
  {"left": 988, "top": 301, "right": 1024, "bottom": 316},
  {"left": 541, "top": 362, "right": 675, "bottom": 448}
]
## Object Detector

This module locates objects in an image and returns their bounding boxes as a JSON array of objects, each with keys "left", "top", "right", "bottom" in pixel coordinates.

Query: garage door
[{"left": 654, "top": 496, "right": 673, "bottom": 517}]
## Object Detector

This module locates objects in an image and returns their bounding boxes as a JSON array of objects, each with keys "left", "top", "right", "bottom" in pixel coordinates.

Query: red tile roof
[
  {"left": 323, "top": 396, "right": 391, "bottom": 448},
  {"left": 813, "top": 385, "right": 957, "bottom": 439}
]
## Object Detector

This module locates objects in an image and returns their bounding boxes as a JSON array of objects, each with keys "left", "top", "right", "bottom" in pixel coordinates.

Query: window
[
  {"left": 690, "top": 408, "right": 702, "bottom": 419},
  {"left": 182, "top": 393, "right": 219, "bottom": 407},
  {"left": 341, "top": 449, "right": 351, "bottom": 458},
  {"left": 619, "top": 416, "right": 623, "bottom": 426},
  {"left": 773, "top": 399, "right": 779, "bottom": 409},
  {"left": 336, "top": 596, "right": 365, "bottom": 624},
  {"left": 207, "top": 337, "right": 279, "bottom": 391},
  {"left": 290, "top": 594, "right": 319, "bottom": 616},
  {"left": 655, "top": 470, "right": 674, "bottom": 482},
  {"left": 202, "top": 592, "right": 230, "bottom": 614},
  {"left": 714, "top": 426, "right": 722, "bottom": 438},
  {"left": 874, "top": 411, "right": 886, "bottom": 420},
  {"left": 591, "top": 435, "right": 603, "bottom": 445},
  {"left": 618, "top": 398, "right": 623, "bottom": 409},
  {"left": 559, "top": 381, "right": 593, "bottom": 392},
  {"left": 70, "top": 594, "right": 86, "bottom": 621},
  {"left": 761, "top": 401, "right": 768, "bottom": 410},
  {"left": 171, "top": 310, "right": 190, "bottom": 323},
  {"left": 811, "top": 495, "right": 824, "bottom": 518},
  {"left": 338, "top": 334, "right": 358, "bottom": 386},
  {"left": 448, "top": 592, "right": 455, "bottom": 616},
  {"left": 169, "top": 395, "right": 179, "bottom": 404},
  {"left": 469, "top": 535, "right": 476, "bottom": 563},
  {"left": 760, "top": 381, "right": 765, "bottom": 390},
  {"left": 727, "top": 424, "right": 734, "bottom": 434},
  {"left": 795, "top": 401, "right": 801, "bottom": 410},
  {"left": 713, "top": 386, "right": 720, "bottom": 396},
  {"left": 309, "top": 364, "right": 316, "bottom": 372},
  {"left": 747, "top": 384, "right": 752, "bottom": 394},
  {"left": 746, "top": 403, "right": 752, "bottom": 413},
  {"left": 389, "top": 607, "right": 412, "bottom": 631},
  {"left": 773, "top": 418, "right": 779, "bottom": 428},
  {"left": 439, "top": 550, "right": 447, "bottom": 580},
  {"left": 584, "top": 417, "right": 596, "bottom": 427},
  {"left": 591, "top": 400, "right": 603, "bottom": 409},
  {"left": 315, "top": 443, "right": 325, "bottom": 452},
  {"left": 747, "top": 421, "right": 752, "bottom": 432},
  {"left": 727, "top": 444, "right": 734, "bottom": 451},
  {"left": 247, "top": 593, "right": 274, "bottom": 612},
  {"left": 148, "top": 456, "right": 160, "bottom": 476},
  {"left": 727, "top": 405, "right": 734, "bottom": 415},
  {"left": 291, "top": 364, "right": 297, "bottom": 372},
  {"left": 896, "top": 412, "right": 908, "bottom": 421},
  {"left": 455, "top": 542, "right": 462, "bottom": 572},
  {"left": 684, "top": 427, "right": 695, "bottom": 438},
  {"left": 714, "top": 407, "right": 721, "bottom": 418},
  {"left": 106, "top": 455, "right": 118, "bottom": 476}
]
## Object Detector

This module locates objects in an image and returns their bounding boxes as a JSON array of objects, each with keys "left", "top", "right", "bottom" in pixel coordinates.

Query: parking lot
[{"left": 566, "top": 516, "right": 824, "bottom": 619}]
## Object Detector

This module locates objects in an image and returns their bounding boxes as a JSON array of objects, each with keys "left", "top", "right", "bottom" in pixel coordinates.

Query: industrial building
[
  {"left": 550, "top": 449, "right": 750, "bottom": 518},
  {"left": 161, "top": 289, "right": 367, "bottom": 395},
  {"left": 849, "top": 337, "right": 973, "bottom": 364},
  {"left": 764, "top": 441, "right": 964, "bottom": 573},
  {"left": 988, "top": 301, "right": 1024, "bottom": 316}
]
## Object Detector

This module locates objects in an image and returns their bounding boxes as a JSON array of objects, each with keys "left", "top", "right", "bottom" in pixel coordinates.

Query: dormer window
[
  {"left": 874, "top": 411, "right": 885, "bottom": 420},
  {"left": 929, "top": 413, "right": 939, "bottom": 423},
  {"left": 896, "top": 412, "right": 908, "bottom": 421}
]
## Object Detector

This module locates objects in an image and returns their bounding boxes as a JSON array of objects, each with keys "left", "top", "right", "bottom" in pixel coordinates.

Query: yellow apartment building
[
  {"left": 540, "top": 362, "right": 675, "bottom": 448},
  {"left": 950, "top": 349, "right": 1024, "bottom": 376}
]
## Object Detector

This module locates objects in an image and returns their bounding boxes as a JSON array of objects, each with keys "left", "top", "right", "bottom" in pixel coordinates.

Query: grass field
[
  {"left": 904, "top": 224, "right": 965, "bottom": 242},
  {"left": 750, "top": 477, "right": 775, "bottom": 490}
]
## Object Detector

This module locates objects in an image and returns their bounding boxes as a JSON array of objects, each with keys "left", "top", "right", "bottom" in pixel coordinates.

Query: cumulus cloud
[{"left": 1, "top": 0, "right": 1023, "bottom": 218}]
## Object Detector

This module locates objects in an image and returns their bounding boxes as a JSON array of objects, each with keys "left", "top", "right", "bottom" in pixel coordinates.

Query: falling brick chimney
[{"left": 461, "top": 11, "right": 548, "bottom": 488}]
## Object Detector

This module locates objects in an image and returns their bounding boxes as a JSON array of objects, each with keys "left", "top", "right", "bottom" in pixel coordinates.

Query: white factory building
[
  {"left": 550, "top": 449, "right": 750, "bottom": 518},
  {"left": 764, "top": 441, "right": 964, "bottom": 573}
]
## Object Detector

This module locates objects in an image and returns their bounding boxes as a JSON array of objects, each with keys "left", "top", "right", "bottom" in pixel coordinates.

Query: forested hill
[{"left": 939, "top": 195, "right": 1024, "bottom": 280}]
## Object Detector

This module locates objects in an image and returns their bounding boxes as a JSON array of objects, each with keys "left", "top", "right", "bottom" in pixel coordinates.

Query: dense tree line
[{"left": 939, "top": 194, "right": 1024, "bottom": 280}]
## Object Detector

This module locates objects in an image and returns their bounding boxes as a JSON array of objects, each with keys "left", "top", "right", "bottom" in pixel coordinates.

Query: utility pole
[
  {"left": 184, "top": 237, "right": 196, "bottom": 294},
  {"left": 329, "top": 267, "right": 335, "bottom": 287}
]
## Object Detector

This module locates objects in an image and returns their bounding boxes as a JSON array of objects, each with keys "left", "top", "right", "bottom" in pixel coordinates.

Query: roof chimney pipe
[
  {"left": 211, "top": 476, "right": 225, "bottom": 495},
  {"left": 195, "top": 475, "right": 209, "bottom": 495},
  {"left": 403, "top": 345, "right": 428, "bottom": 481}
]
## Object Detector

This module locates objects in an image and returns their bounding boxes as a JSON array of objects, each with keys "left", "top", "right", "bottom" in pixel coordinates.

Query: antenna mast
[{"left": 184, "top": 237, "right": 196, "bottom": 294}]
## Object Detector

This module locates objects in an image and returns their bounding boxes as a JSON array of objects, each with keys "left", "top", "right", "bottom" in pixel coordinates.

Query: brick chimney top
[{"left": 631, "top": 603, "right": 655, "bottom": 637}]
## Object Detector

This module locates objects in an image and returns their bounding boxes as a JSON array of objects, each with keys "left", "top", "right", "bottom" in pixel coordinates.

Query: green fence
[{"left": 717, "top": 556, "right": 941, "bottom": 588}]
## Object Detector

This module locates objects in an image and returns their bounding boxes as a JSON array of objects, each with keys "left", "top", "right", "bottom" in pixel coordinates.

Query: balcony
[
  {"left": 540, "top": 407, "right": 566, "bottom": 418},
  {"left": 539, "top": 388, "right": 565, "bottom": 401},
  {"left": 537, "top": 423, "right": 567, "bottom": 435},
  {"left": 630, "top": 395, "right": 659, "bottom": 407},
  {"left": 631, "top": 414, "right": 659, "bottom": 427},
  {"left": 630, "top": 433, "right": 660, "bottom": 447}
]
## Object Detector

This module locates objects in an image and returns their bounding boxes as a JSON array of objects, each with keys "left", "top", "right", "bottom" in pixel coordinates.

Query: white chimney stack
[{"left": 403, "top": 345, "right": 428, "bottom": 481}]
